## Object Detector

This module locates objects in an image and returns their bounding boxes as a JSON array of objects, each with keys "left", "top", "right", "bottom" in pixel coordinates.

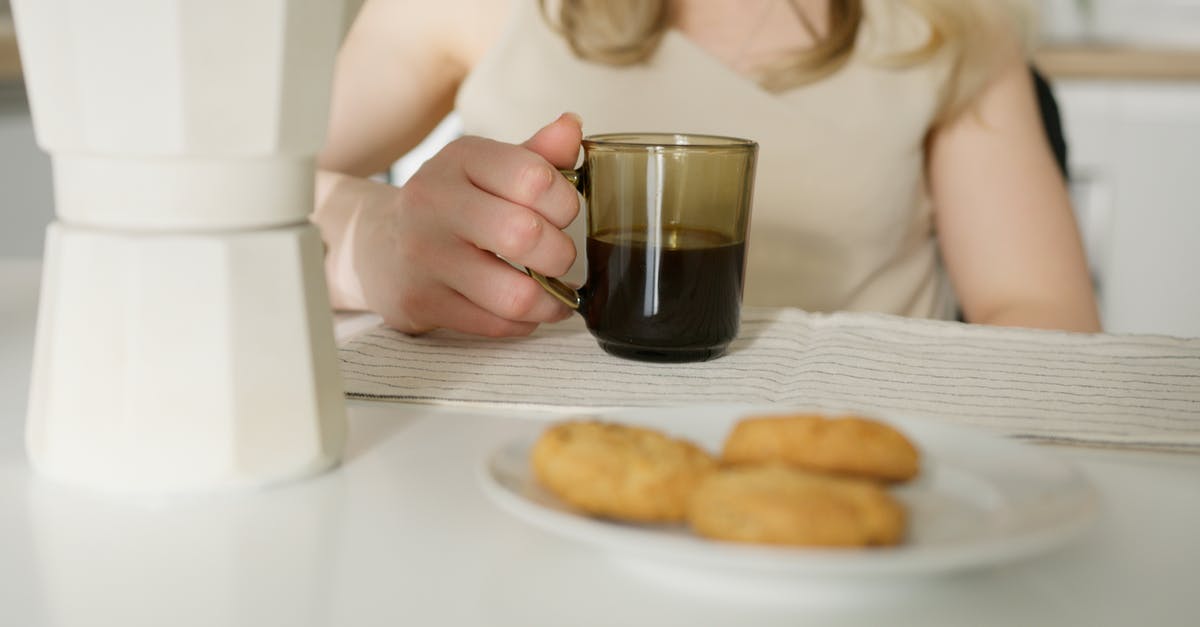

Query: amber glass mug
[{"left": 528, "top": 133, "right": 757, "bottom": 362}]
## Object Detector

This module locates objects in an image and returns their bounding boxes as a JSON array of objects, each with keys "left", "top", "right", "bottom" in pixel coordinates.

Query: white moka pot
[{"left": 14, "top": 0, "right": 349, "bottom": 492}]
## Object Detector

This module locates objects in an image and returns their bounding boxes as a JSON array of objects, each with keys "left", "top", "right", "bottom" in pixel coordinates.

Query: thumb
[{"left": 522, "top": 112, "right": 583, "bottom": 169}]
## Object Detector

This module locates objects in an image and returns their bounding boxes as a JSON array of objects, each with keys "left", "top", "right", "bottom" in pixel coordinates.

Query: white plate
[{"left": 479, "top": 404, "right": 1099, "bottom": 581}]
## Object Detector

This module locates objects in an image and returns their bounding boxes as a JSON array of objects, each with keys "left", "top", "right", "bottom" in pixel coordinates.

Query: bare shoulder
[{"left": 349, "top": 0, "right": 512, "bottom": 71}]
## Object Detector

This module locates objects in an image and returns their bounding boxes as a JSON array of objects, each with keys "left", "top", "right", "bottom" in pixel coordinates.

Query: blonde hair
[{"left": 540, "top": 0, "right": 1029, "bottom": 122}]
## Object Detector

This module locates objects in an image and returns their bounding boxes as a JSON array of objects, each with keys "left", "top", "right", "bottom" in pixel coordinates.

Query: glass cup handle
[{"left": 524, "top": 167, "right": 584, "bottom": 311}]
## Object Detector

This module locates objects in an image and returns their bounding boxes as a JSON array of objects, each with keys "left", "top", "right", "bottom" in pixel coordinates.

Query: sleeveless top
[{"left": 456, "top": 0, "right": 957, "bottom": 319}]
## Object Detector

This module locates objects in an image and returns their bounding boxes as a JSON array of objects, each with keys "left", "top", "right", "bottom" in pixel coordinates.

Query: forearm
[{"left": 968, "top": 298, "right": 1102, "bottom": 333}]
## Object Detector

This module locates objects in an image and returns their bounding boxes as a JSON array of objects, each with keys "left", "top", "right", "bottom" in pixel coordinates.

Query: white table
[{"left": 1, "top": 260, "right": 1198, "bottom": 627}]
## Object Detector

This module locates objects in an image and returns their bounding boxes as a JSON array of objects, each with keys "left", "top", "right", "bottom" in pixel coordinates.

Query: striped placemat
[{"left": 339, "top": 308, "right": 1200, "bottom": 452}]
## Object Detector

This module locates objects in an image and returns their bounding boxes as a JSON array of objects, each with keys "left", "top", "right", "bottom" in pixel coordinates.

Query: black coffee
[{"left": 581, "top": 226, "right": 745, "bottom": 362}]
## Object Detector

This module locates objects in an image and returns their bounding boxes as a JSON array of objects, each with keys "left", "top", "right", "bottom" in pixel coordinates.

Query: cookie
[
  {"left": 721, "top": 414, "right": 920, "bottom": 482},
  {"left": 531, "top": 420, "right": 717, "bottom": 523},
  {"left": 687, "top": 465, "right": 906, "bottom": 547}
]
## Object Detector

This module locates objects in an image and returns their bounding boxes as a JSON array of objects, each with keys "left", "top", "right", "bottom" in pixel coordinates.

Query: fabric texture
[{"left": 340, "top": 309, "right": 1200, "bottom": 453}]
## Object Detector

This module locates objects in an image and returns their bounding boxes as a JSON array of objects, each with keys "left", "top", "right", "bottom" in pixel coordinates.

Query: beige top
[{"left": 457, "top": 0, "right": 957, "bottom": 319}]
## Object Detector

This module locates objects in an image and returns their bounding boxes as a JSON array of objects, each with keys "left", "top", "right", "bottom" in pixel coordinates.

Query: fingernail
[{"left": 562, "top": 111, "right": 583, "bottom": 126}]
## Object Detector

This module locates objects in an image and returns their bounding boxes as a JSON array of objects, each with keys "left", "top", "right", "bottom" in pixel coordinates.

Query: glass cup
[{"left": 528, "top": 133, "right": 757, "bottom": 362}]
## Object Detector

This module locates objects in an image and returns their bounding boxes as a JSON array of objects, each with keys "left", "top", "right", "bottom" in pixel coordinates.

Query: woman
[{"left": 314, "top": 0, "right": 1101, "bottom": 336}]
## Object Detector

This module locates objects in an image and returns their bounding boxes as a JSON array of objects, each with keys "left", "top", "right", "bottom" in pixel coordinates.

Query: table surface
[
  {"left": 1034, "top": 45, "right": 1200, "bottom": 81},
  {"left": 2, "top": 259, "right": 1198, "bottom": 627}
]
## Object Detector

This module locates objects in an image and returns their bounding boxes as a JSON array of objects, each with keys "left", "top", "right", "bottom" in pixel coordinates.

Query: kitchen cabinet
[{"left": 1054, "top": 80, "right": 1200, "bottom": 337}]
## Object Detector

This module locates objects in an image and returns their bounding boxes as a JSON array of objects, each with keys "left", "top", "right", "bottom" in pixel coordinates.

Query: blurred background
[{"left": 2, "top": 0, "right": 1197, "bottom": 336}]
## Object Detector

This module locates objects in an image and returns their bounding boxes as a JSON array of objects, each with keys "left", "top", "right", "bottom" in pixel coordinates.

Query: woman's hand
[{"left": 315, "top": 114, "right": 584, "bottom": 336}]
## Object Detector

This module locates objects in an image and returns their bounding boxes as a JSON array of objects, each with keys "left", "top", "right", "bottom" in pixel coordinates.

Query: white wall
[{"left": 0, "top": 83, "right": 53, "bottom": 258}]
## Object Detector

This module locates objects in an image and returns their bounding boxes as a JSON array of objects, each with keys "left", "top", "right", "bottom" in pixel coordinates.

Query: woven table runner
[{"left": 339, "top": 308, "right": 1200, "bottom": 452}]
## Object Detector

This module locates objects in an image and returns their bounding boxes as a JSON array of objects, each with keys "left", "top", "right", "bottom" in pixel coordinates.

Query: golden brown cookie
[
  {"left": 721, "top": 414, "right": 920, "bottom": 482},
  {"left": 687, "top": 465, "right": 906, "bottom": 547},
  {"left": 531, "top": 420, "right": 718, "bottom": 523}
]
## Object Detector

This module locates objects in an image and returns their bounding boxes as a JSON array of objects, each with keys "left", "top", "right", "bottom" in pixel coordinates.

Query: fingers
[
  {"left": 456, "top": 136, "right": 580, "bottom": 230},
  {"left": 436, "top": 246, "right": 573, "bottom": 324},
  {"left": 444, "top": 185, "right": 577, "bottom": 278},
  {"left": 522, "top": 112, "right": 584, "bottom": 169},
  {"left": 370, "top": 114, "right": 587, "bottom": 337},
  {"left": 387, "top": 284, "right": 541, "bottom": 338}
]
